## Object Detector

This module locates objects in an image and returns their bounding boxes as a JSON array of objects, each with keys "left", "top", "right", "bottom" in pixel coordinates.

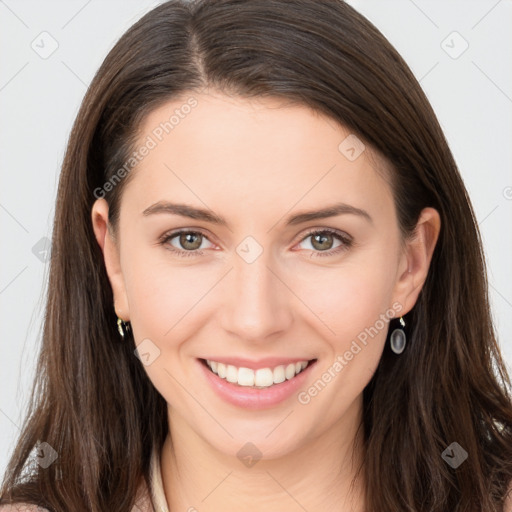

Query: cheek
[
  {"left": 124, "top": 256, "right": 213, "bottom": 341},
  {"left": 120, "top": 237, "right": 231, "bottom": 382},
  {"left": 295, "top": 251, "right": 398, "bottom": 346},
  {"left": 121, "top": 252, "right": 218, "bottom": 407},
  {"left": 291, "top": 255, "right": 397, "bottom": 421}
]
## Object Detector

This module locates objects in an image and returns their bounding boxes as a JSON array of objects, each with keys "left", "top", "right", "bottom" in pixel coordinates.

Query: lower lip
[{"left": 198, "top": 358, "right": 316, "bottom": 410}]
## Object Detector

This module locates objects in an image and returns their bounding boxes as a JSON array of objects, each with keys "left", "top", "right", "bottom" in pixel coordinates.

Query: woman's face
[{"left": 93, "top": 91, "right": 438, "bottom": 460}]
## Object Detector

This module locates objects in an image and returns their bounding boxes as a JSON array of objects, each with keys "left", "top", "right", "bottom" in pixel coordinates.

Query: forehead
[{"left": 122, "top": 92, "right": 394, "bottom": 227}]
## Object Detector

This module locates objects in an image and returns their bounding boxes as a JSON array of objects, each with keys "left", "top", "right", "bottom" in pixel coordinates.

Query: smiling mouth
[{"left": 200, "top": 358, "right": 317, "bottom": 389}]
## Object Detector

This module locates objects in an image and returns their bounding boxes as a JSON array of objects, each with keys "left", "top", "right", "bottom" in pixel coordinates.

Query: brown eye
[
  {"left": 310, "top": 232, "right": 336, "bottom": 251},
  {"left": 297, "top": 228, "right": 353, "bottom": 258},
  {"left": 159, "top": 230, "right": 215, "bottom": 257},
  {"left": 176, "top": 232, "right": 203, "bottom": 251}
]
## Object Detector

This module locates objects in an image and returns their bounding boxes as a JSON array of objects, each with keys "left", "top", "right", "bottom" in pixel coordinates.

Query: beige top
[
  {"left": 0, "top": 447, "right": 169, "bottom": 512},
  {"left": 144, "top": 446, "right": 170, "bottom": 512}
]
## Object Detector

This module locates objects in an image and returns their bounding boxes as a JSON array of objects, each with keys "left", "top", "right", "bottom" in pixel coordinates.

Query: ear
[
  {"left": 391, "top": 207, "right": 441, "bottom": 315},
  {"left": 91, "top": 199, "right": 130, "bottom": 321}
]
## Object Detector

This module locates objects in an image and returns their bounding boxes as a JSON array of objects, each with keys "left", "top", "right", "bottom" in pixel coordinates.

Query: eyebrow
[{"left": 142, "top": 201, "right": 373, "bottom": 226}]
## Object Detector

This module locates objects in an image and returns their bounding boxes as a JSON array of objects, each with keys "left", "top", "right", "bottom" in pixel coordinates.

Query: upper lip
[{"left": 200, "top": 356, "right": 316, "bottom": 370}]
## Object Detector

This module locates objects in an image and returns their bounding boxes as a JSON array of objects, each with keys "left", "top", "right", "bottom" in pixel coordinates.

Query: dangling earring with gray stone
[{"left": 390, "top": 316, "right": 406, "bottom": 354}]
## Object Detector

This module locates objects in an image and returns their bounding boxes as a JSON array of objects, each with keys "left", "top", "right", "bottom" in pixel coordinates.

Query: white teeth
[
  {"left": 205, "top": 359, "right": 311, "bottom": 388},
  {"left": 273, "top": 365, "right": 286, "bottom": 384},
  {"left": 238, "top": 367, "right": 255, "bottom": 386},
  {"left": 226, "top": 365, "right": 238, "bottom": 383},
  {"left": 285, "top": 363, "right": 296, "bottom": 380},
  {"left": 254, "top": 368, "right": 273, "bottom": 387}
]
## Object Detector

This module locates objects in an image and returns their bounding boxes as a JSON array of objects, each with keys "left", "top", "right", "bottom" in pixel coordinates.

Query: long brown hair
[{"left": 2, "top": 1, "right": 512, "bottom": 510}]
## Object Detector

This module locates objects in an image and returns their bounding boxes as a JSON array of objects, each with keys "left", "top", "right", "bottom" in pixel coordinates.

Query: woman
[{"left": 1, "top": 0, "right": 512, "bottom": 510}]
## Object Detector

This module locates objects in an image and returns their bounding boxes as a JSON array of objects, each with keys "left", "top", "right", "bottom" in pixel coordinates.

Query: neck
[{"left": 160, "top": 397, "right": 367, "bottom": 511}]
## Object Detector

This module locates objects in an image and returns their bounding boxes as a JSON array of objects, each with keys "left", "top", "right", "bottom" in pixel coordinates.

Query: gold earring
[{"left": 117, "top": 317, "right": 131, "bottom": 339}]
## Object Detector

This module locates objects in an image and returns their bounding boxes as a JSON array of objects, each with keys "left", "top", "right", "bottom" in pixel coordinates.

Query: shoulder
[
  {"left": 0, "top": 498, "right": 151, "bottom": 512},
  {"left": 0, "top": 506, "right": 48, "bottom": 511}
]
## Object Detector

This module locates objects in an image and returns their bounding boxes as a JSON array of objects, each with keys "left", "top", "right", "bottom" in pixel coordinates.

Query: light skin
[{"left": 92, "top": 91, "right": 440, "bottom": 511}]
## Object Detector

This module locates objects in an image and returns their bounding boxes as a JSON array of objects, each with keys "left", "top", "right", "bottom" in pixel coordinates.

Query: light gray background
[{"left": 1, "top": 0, "right": 511, "bottom": 478}]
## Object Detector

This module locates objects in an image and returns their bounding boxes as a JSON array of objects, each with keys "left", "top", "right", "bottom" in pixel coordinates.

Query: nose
[{"left": 220, "top": 248, "right": 294, "bottom": 343}]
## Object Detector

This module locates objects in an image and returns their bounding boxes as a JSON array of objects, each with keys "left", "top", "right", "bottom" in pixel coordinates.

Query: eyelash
[{"left": 158, "top": 228, "right": 353, "bottom": 259}]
